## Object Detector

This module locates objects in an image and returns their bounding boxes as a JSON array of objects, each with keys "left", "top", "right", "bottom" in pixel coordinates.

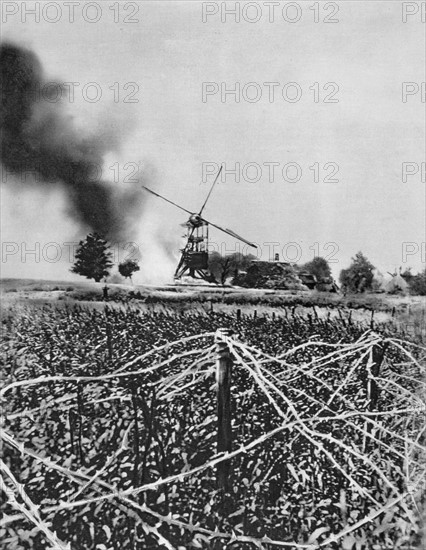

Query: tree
[
  {"left": 118, "top": 259, "right": 140, "bottom": 283},
  {"left": 208, "top": 252, "right": 231, "bottom": 285},
  {"left": 339, "top": 252, "right": 375, "bottom": 293},
  {"left": 408, "top": 268, "right": 426, "bottom": 295},
  {"left": 71, "top": 233, "right": 113, "bottom": 282},
  {"left": 401, "top": 267, "right": 413, "bottom": 284},
  {"left": 208, "top": 252, "right": 256, "bottom": 285},
  {"left": 301, "top": 257, "right": 332, "bottom": 281}
]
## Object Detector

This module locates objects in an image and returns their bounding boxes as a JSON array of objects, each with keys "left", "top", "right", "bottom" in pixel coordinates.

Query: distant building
[
  {"left": 234, "top": 257, "right": 338, "bottom": 291},
  {"left": 234, "top": 259, "right": 307, "bottom": 290},
  {"left": 385, "top": 273, "right": 409, "bottom": 294},
  {"left": 297, "top": 270, "right": 317, "bottom": 290}
]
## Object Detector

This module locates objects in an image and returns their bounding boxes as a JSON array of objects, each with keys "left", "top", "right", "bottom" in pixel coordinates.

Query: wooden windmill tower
[{"left": 143, "top": 166, "right": 257, "bottom": 283}]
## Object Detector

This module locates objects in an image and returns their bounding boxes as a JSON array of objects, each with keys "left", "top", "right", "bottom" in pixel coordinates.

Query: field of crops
[{"left": 1, "top": 305, "right": 425, "bottom": 549}]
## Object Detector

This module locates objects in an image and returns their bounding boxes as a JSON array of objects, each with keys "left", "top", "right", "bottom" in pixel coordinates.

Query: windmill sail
[
  {"left": 198, "top": 165, "right": 223, "bottom": 216},
  {"left": 142, "top": 186, "right": 193, "bottom": 216},
  {"left": 201, "top": 218, "right": 257, "bottom": 248}
]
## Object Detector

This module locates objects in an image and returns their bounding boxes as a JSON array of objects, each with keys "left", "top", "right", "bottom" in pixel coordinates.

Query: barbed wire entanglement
[{"left": 1, "top": 306, "right": 425, "bottom": 549}]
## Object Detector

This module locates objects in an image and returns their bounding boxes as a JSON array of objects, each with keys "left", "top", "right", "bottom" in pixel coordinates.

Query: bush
[
  {"left": 339, "top": 252, "right": 375, "bottom": 293},
  {"left": 409, "top": 269, "right": 426, "bottom": 296}
]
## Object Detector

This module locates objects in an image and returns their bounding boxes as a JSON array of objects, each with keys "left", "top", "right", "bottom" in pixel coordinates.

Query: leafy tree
[
  {"left": 408, "top": 268, "right": 426, "bottom": 295},
  {"left": 118, "top": 259, "right": 140, "bottom": 283},
  {"left": 208, "top": 252, "right": 256, "bottom": 285},
  {"left": 208, "top": 252, "right": 231, "bottom": 285},
  {"left": 339, "top": 252, "right": 375, "bottom": 293},
  {"left": 71, "top": 233, "right": 113, "bottom": 283},
  {"left": 301, "top": 257, "right": 332, "bottom": 281},
  {"left": 401, "top": 267, "right": 413, "bottom": 284}
]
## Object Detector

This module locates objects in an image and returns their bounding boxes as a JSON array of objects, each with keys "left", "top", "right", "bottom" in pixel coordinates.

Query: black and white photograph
[{"left": 1, "top": 1, "right": 425, "bottom": 548}]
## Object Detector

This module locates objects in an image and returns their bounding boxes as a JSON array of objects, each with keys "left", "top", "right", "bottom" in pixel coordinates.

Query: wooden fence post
[
  {"left": 368, "top": 343, "right": 388, "bottom": 412},
  {"left": 370, "top": 309, "right": 375, "bottom": 330},
  {"left": 215, "top": 328, "right": 233, "bottom": 491},
  {"left": 106, "top": 321, "right": 113, "bottom": 361},
  {"left": 76, "top": 383, "right": 85, "bottom": 466},
  {"left": 363, "top": 342, "right": 388, "bottom": 452}
]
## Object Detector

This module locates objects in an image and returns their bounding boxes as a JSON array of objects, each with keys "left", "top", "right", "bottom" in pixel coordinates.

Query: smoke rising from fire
[{"left": 0, "top": 42, "right": 143, "bottom": 241}]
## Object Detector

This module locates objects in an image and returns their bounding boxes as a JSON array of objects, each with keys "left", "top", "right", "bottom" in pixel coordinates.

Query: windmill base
[
  {"left": 174, "top": 267, "right": 217, "bottom": 284},
  {"left": 174, "top": 250, "right": 217, "bottom": 284}
]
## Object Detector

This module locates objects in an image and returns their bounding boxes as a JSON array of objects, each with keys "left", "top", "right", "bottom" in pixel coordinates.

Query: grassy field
[
  {"left": 2, "top": 278, "right": 425, "bottom": 342},
  {"left": 1, "top": 279, "right": 425, "bottom": 549}
]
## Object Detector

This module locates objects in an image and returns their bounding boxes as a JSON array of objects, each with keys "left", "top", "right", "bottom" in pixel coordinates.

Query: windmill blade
[
  {"left": 198, "top": 165, "right": 223, "bottom": 216},
  {"left": 142, "top": 186, "right": 193, "bottom": 216},
  {"left": 202, "top": 218, "right": 257, "bottom": 248}
]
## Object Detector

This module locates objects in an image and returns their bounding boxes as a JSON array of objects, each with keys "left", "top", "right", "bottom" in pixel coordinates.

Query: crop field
[{"left": 1, "top": 304, "right": 425, "bottom": 549}]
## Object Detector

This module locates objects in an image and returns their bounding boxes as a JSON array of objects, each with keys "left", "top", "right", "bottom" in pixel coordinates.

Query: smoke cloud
[{"left": 0, "top": 42, "right": 143, "bottom": 241}]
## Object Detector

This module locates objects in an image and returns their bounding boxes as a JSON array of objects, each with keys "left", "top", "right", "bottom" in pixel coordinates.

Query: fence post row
[{"left": 215, "top": 328, "right": 233, "bottom": 491}]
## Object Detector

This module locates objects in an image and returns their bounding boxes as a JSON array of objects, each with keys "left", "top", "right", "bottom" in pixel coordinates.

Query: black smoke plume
[{"left": 0, "top": 42, "right": 142, "bottom": 240}]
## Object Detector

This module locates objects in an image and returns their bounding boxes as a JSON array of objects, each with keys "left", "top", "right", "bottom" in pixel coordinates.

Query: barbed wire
[{"left": 1, "top": 329, "right": 425, "bottom": 549}]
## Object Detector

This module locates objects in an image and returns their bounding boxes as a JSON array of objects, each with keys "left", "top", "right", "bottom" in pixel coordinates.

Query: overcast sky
[{"left": 1, "top": 1, "right": 425, "bottom": 282}]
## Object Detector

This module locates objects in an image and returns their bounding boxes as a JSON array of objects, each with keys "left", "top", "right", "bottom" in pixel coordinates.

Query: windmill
[{"left": 142, "top": 166, "right": 257, "bottom": 283}]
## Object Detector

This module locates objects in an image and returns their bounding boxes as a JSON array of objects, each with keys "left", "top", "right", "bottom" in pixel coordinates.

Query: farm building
[
  {"left": 234, "top": 259, "right": 340, "bottom": 291},
  {"left": 297, "top": 270, "right": 318, "bottom": 290},
  {"left": 385, "top": 273, "right": 409, "bottom": 294},
  {"left": 233, "top": 260, "right": 307, "bottom": 290},
  {"left": 315, "top": 276, "right": 339, "bottom": 292},
  {"left": 373, "top": 269, "right": 410, "bottom": 294}
]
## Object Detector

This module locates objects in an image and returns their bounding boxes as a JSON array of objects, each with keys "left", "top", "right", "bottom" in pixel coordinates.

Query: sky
[{"left": 1, "top": 0, "right": 425, "bottom": 283}]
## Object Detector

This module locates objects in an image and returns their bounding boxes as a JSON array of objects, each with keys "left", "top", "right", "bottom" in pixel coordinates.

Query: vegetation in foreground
[{"left": 1, "top": 305, "right": 425, "bottom": 549}]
